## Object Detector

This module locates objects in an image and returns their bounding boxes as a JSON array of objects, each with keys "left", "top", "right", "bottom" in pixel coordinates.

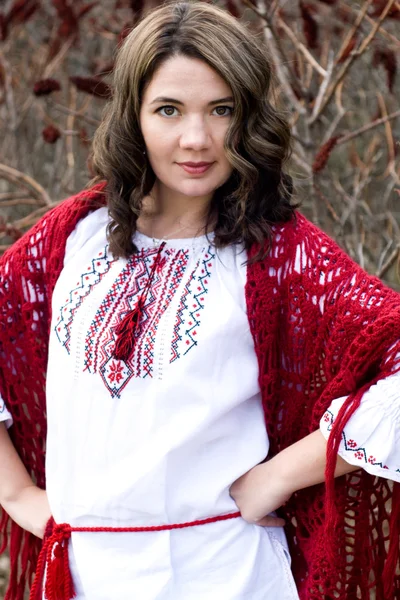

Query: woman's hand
[
  {"left": 230, "top": 430, "right": 360, "bottom": 528},
  {"left": 3, "top": 485, "right": 51, "bottom": 539},
  {"left": 229, "top": 461, "right": 291, "bottom": 527}
]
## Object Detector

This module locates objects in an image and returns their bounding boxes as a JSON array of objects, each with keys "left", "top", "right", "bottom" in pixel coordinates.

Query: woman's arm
[
  {"left": 230, "top": 429, "right": 357, "bottom": 526},
  {"left": 0, "top": 423, "right": 51, "bottom": 538},
  {"left": 269, "top": 429, "right": 358, "bottom": 490}
]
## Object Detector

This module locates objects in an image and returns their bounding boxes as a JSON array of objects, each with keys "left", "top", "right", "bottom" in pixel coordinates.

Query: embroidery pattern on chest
[
  {"left": 83, "top": 247, "right": 198, "bottom": 398},
  {"left": 54, "top": 245, "right": 114, "bottom": 354},
  {"left": 170, "top": 246, "right": 215, "bottom": 363},
  {"left": 55, "top": 243, "right": 216, "bottom": 399}
]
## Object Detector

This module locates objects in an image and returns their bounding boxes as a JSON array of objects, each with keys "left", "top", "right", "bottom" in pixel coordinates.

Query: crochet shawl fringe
[{"left": 1, "top": 184, "right": 400, "bottom": 599}]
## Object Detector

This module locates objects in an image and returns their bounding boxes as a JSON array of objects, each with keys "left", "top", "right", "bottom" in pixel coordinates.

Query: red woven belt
[{"left": 29, "top": 511, "right": 241, "bottom": 600}]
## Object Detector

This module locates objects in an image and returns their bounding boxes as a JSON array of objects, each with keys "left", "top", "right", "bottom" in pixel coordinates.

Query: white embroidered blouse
[{"left": 1, "top": 206, "right": 399, "bottom": 600}]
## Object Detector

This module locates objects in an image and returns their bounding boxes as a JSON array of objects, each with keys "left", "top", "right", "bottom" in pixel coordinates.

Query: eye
[
  {"left": 156, "top": 105, "right": 179, "bottom": 117},
  {"left": 155, "top": 105, "right": 234, "bottom": 117},
  {"left": 212, "top": 106, "right": 234, "bottom": 117}
]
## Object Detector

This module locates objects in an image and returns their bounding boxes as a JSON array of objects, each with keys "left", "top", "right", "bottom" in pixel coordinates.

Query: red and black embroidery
[
  {"left": 54, "top": 245, "right": 114, "bottom": 353},
  {"left": 83, "top": 257, "right": 146, "bottom": 374},
  {"left": 323, "top": 409, "right": 399, "bottom": 474},
  {"left": 56, "top": 242, "right": 216, "bottom": 398},
  {"left": 134, "top": 248, "right": 189, "bottom": 378},
  {"left": 84, "top": 246, "right": 194, "bottom": 397},
  {"left": 170, "top": 246, "right": 215, "bottom": 363}
]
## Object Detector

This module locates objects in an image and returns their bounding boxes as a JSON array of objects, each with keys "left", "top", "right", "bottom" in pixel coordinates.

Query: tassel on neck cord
[
  {"left": 113, "top": 298, "right": 143, "bottom": 361},
  {"left": 113, "top": 242, "right": 166, "bottom": 362}
]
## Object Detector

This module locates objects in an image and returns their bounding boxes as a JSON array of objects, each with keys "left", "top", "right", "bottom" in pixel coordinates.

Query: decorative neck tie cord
[
  {"left": 113, "top": 241, "right": 166, "bottom": 362},
  {"left": 29, "top": 512, "right": 241, "bottom": 600}
]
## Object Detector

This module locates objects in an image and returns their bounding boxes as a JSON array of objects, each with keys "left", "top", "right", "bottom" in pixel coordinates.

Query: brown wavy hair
[{"left": 89, "top": 0, "right": 296, "bottom": 260}]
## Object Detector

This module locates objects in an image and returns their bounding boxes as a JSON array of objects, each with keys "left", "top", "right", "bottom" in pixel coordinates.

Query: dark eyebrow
[{"left": 149, "top": 96, "right": 234, "bottom": 106}]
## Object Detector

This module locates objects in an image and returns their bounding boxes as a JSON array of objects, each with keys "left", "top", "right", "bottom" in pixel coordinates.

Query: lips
[
  {"left": 178, "top": 162, "right": 213, "bottom": 167},
  {"left": 177, "top": 162, "right": 214, "bottom": 175}
]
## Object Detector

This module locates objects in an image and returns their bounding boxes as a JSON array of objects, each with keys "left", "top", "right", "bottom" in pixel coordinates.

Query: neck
[{"left": 138, "top": 181, "right": 214, "bottom": 239}]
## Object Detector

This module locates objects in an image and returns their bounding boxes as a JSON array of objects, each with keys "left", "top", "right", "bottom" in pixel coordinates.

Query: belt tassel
[
  {"left": 29, "top": 511, "right": 241, "bottom": 600},
  {"left": 30, "top": 522, "right": 76, "bottom": 600}
]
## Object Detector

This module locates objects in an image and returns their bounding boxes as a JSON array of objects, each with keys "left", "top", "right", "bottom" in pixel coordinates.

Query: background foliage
[{"left": 1, "top": 0, "right": 399, "bottom": 285}]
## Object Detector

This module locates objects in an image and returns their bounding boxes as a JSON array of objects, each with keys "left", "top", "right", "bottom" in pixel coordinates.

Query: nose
[{"left": 179, "top": 116, "right": 211, "bottom": 151}]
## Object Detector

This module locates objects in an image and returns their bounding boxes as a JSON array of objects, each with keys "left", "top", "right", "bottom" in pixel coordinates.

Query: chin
[
  {"left": 176, "top": 181, "right": 223, "bottom": 198},
  {"left": 179, "top": 188, "right": 215, "bottom": 198}
]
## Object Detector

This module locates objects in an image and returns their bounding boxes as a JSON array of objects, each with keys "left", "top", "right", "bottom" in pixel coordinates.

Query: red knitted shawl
[{"left": 1, "top": 184, "right": 400, "bottom": 599}]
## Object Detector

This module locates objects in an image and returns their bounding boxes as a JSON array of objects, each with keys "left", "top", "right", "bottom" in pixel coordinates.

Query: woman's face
[{"left": 139, "top": 55, "right": 234, "bottom": 203}]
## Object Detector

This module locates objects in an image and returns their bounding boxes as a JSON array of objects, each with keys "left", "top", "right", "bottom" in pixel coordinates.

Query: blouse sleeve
[
  {"left": 0, "top": 394, "right": 13, "bottom": 429},
  {"left": 320, "top": 370, "right": 400, "bottom": 483}
]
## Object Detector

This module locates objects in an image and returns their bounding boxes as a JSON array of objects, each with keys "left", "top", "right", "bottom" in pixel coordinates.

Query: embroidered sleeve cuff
[
  {"left": 320, "top": 373, "right": 400, "bottom": 483},
  {"left": 0, "top": 395, "right": 13, "bottom": 429}
]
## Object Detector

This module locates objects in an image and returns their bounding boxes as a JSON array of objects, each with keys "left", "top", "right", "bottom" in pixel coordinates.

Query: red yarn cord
[
  {"left": 382, "top": 482, "right": 400, "bottom": 599},
  {"left": 0, "top": 510, "right": 9, "bottom": 554},
  {"left": 71, "top": 510, "right": 241, "bottom": 533},
  {"left": 29, "top": 512, "right": 241, "bottom": 600},
  {"left": 29, "top": 538, "right": 50, "bottom": 600},
  {"left": 324, "top": 384, "right": 369, "bottom": 562},
  {"left": 113, "top": 242, "right": 166, "bottom": 361}
]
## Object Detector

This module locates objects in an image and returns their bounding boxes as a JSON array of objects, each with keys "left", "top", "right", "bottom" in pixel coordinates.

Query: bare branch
[
  {"left": 0, "top": 192, "right": 32, "bottom": 201},
  {"left": 12, "top": 203, "right": 59, "bottom": 229},
  {"left": 336, "top": 110, "right": 400, "bottom": 146},
  {"left": 49, "top": 100, "right": 100, "bottom": 127},
  {"left": 0, "top": 54, "right": 17, "bottom": 132},
  {"left": 376, "top": 244, "right": 400, "bottom": 278},
  {"left": 308, "top": 0, "right": 396, "bottom": 124},
  {"left": 313, "top": 182, "right": 340, "bottom": 223},
  {"left": 308, "top": 52, "right": 335, "bottom": 124},
  {"left": 341, "top": 3, "right": 400, "bottom": 47},
  {"left": 377, "top": 92, "right": 399, "bottom": 183},
  {"left": 242, "top": 0, "right": 307, "bottom": 114},
  {"left": 0, "top": 164, "right": 52, "bottom": 206},
  {"left": 291, "top": 152, "right": 312, "bottom": 176},
  {"left": 335, "top": 0, "right": 373, "bottom": 68},
  {"left": 276, "top": 17, "right": 327, "bottom": 77},
  {"left": 0, "top": 198, "right": 39, "bottom": 207},
  {"left": 321, "top": 81, "right": 346, "bottom": 144},
  {"left": 260, "top": 24, "right": 307, "bottom": 115}
]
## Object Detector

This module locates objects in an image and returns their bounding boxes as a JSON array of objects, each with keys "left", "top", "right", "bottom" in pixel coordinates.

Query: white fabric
[
  {"left": 321, "top": 372, "right": 400, "bottom": 482},
  {"left": 45, "top": 207, "right": 299, "bottom": 600},
  {"left": 0, "top": 396, "right": 12, "bottom": 429}
]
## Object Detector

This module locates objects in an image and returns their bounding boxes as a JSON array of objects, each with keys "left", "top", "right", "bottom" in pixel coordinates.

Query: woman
[{"left": 0, "top": 2, "right": 399, "bottom": 599}]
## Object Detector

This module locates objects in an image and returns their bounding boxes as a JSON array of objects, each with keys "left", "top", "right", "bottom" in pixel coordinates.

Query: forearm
[
  {"left": 268, "top": 429, "right": 358, "bottom": 494},
  {"left": 0, "top": 422, "right": 50, "bottom": 538},
  {"left": 0, "top": 422, "right": 34, "bottom": 506},
  {"left": 229, "top": 428, "right": 358, "bottom": 525}
]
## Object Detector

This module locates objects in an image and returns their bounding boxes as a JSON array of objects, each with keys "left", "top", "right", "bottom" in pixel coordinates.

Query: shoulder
[
  {"left": 1, "top": 183, "right": 108, "bottom": 268},
  {"left": 251, "top": 211, "right": 362, "bottom": 272},
  {"left": 248, "top": 212, "right": 398, "bottom": 303},
  {"left": 63, "top": 195, "right": 109, "bottom": 263},
  {"left": 40, "top": 182, "right": 107, "bottom": 239},
  {"left": 269, "top": 212, "right": 342, "bottom": 252},
  {"left": 248, "top": 211, "right": 343, "bottom": 269}
]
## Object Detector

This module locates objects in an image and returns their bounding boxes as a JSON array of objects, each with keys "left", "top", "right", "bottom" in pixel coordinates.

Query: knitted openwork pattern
[
  {"left": 1, "top": 185, "right": 400, "bottom": 599},
  {"left": 246, "top": 216, "right": 400, "bottom": 599},
  {"left": 0, "top": 185, "right": 107, "bottom": 600}
]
